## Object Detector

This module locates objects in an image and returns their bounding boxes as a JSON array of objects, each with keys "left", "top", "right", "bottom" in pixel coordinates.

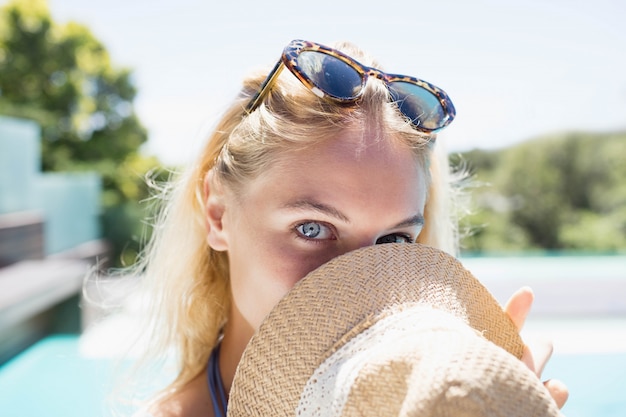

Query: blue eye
[
  {"left": 376, "top": 234, "right": 413, "bottom": 244},
  {"left": 296, "top": 221, "right": 335, "bottom": 240}
]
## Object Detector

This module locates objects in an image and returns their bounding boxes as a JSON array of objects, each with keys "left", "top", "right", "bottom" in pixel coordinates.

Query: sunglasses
[{"left": 244, "top": 40, "right": 456, "bottom": 133}]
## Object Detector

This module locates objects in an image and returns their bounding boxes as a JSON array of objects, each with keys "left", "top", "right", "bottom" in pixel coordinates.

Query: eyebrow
[
  {"left": 283, "top": 199, "right": 350, "bottom": 223},
  {"left": 393, "top": 214, "right": 425, "bottom": 229},
  {"left": 283, "top": 199, "right": 425, "bottom": 229}
]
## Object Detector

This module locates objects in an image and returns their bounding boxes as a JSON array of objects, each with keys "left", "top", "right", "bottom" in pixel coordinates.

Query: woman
[{"left": 132, "top": 40, "right": 567, "bottom": 416}]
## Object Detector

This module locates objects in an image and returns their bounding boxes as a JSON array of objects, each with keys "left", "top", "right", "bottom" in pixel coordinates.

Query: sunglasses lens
[
  {"left": 388, "top": 82, "right": 447, "bottom": 131},
  {"left": 296, "top": 51, "right": 363, "bottom": 100}
]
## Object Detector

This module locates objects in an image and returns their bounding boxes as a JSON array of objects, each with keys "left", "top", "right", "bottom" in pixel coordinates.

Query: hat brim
[{"left": 228, "top": 243, "right": 525, "bottom": 416}]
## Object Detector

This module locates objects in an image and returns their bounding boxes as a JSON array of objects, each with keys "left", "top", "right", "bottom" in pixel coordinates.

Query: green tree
[
  {"left": 0, "top": 0, "right": 164, "bottom": 266},
  {"left": 498, "top": 140, "right": 568, "bottom": 248},
  {"left": 457, "top": 131, "right": 626, "bottom": 254}
]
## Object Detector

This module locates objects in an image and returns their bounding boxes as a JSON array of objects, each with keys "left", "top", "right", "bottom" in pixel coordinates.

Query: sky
[{"left": 15, "top": 0, "right": 626, "bottom": 164}]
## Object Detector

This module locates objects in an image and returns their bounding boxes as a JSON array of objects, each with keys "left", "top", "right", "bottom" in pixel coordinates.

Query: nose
[{"left": 341, "top": 235, "right": 380, "bottom": 256}]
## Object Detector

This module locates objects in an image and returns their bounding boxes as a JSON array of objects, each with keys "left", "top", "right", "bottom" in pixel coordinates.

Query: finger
[
  {"left": 520, "top": 344, "right": 536, "bottom": 374},
  {"left": 544, "top": 379, "right": 569, "bottom": 409},
  {"left": 504, "top": 286, "right": 534, "bottom": 331},
  {"left": 526, "top": 338, "right": 554, "bottom": 376}
]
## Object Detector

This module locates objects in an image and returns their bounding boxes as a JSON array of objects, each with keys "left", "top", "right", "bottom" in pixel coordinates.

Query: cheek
[
  {"left": 237, "top": 234, "right": 335, "bottom": 294},
  {"left": 227, "top": 217, "right": 336, "bottom": 328},
  {"left": 270, "top": 244, "right": 340, "bottom": 289}
]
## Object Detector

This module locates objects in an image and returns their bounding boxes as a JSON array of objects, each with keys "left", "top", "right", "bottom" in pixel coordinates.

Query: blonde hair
[{"left": 131, "top": 41, "right": 459, "bottom": 403}]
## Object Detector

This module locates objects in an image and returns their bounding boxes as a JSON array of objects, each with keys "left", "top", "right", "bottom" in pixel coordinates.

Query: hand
[{"left": 504, "top": 287, "right": 569, "bottom": 409}]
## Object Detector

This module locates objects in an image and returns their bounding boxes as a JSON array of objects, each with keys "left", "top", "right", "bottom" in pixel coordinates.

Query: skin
[
  {"left": 210, "top": 127, "right": 427, "bottom": 393},
  {"left": 505, "top": 287, "right": 569, "bottom": 408},
  {"left": 151, "top": 127, "right": 568, "bottom": 416}
]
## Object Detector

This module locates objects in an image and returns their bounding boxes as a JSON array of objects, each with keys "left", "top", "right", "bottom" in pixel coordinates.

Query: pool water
[
  {"left": 1, "top": 335, "right": 625, "bottom": 416},
  {"left": 542, "top": 352, "right": 626, "bottom": 417},
  {"left": 0, "top": 335, "right": 117, "bottom": 416}
]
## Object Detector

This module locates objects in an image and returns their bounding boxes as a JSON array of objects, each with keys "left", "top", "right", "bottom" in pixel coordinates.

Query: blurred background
[{"left": 0, "top": 0, "right": 624, "bottom": 416}]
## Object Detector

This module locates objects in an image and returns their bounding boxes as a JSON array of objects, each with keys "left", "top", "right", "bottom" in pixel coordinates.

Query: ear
[{"left": 203, "top": 169, "right": 229, "bottom": 251}]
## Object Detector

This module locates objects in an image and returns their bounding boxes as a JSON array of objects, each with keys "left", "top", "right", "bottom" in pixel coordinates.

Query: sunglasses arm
[{"left": 244, "top": 59, "right": 286, "bottom": 114}]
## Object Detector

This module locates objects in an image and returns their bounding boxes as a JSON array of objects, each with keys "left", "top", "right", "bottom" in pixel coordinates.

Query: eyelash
[
  {"left": 376, "top": 233, "right": 414, "bottom": 244},
  {"left": 293, "top": 221, "right": 417, "bottom": 245},
  {"left": 294, "top": 221, "right": 337, "bottom": 243}
]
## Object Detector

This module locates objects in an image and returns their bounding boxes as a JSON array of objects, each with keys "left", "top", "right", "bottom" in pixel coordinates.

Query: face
[{"left": 210, "top": 128, "right": 428, "bottom": 333}]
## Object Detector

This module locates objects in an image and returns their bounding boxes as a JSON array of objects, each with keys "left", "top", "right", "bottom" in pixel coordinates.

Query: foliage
[
  {"left": 0, "top": 0, "right": 165, "bottom": 266},
  {"left": 3, "top": 2, "right": 622, "bottom": 262},
  {"left": 455, "top": 131, "right": 626, "bottom": 254}
]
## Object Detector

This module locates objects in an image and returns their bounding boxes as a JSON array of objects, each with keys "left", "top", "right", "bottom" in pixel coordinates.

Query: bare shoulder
[{"left": 143, "top": 371, "right": 213, "bottom": 417}]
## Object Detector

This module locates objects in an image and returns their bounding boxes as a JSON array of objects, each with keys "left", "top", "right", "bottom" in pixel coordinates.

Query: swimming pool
[
  {"left": 1, "top": 333, "right": 624, "bottom": 417},
  {"left": 0, "top": 335, "right": 116, "bottom": 416},
  {"left": 543, "top": 351, "right": 626, "bottom": 417}
]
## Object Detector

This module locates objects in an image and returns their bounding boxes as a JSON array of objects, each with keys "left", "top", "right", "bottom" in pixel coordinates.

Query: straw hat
[{"left": 227, "top": 244, "right": 561, "bottom": 416}]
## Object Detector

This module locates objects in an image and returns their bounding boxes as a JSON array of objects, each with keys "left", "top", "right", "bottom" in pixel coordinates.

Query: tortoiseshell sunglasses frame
[{"left": 244, "top": 39, "right": 456, "bottom": 133}]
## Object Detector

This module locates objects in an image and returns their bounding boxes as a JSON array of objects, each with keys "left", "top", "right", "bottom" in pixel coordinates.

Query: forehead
[
  {"left": 238, "top": 128, "right": 428, "bottom": 206},
  {"left": 279, "top": 128, "right": 423, "bottom": 174}
]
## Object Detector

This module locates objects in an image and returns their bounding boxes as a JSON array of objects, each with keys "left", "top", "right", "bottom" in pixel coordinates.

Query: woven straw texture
[
  {"left": 227, "top": 243, "right": 527, "bottom": 416},
  {"left": 296, "top": 306, "right": 559, "bottom": 416}
]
